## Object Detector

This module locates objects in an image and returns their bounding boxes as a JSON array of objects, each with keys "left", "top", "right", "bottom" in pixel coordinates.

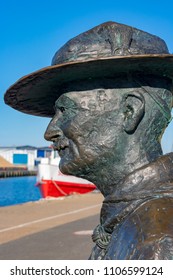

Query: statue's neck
[{"left": 88, "top": 146, "right": 162, "bottom": 197}]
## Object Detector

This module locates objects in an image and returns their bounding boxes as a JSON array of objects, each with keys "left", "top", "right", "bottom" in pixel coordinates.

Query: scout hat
[{"left": 4, "top": 21, "right": 173, "bottom": 117}]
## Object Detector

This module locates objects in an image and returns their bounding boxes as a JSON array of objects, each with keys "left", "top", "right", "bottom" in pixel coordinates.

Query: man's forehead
[
  {"left": 65, "top": 90, "right": 97, "bottom": 100},
  {"left": 56, "top": 88, "right": 134, "bottom": 104}
]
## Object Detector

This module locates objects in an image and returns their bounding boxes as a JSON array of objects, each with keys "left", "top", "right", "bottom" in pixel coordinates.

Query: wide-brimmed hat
[{"left": 4, "top": 21, "right": 173, "bottom": 117}]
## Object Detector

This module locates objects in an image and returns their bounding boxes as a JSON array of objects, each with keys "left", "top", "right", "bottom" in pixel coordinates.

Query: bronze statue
[{"left": 4, "top": 22, "right": 173, "bottom": 259}]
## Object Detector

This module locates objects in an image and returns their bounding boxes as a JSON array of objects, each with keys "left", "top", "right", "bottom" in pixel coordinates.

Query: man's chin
[
  {"left": 59, "top": 160, "right": 70, "bottom": 175},
  {"left": 59, "top": 158, "right": 79, "bottom": 176}
]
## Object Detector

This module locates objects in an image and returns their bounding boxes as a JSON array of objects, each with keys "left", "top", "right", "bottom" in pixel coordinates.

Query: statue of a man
[{"left": 4, "top": 22, "right": 173, "bottom": 259}]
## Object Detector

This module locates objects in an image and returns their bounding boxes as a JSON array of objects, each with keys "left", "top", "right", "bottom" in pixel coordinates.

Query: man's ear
[{"left": 123, "top": 92, "right": 145, "bottom": 134}]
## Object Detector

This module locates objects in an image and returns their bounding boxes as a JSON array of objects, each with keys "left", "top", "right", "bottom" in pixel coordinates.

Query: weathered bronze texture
[{"left": 4, "top": 22, "right": 173, "bottom": 259}]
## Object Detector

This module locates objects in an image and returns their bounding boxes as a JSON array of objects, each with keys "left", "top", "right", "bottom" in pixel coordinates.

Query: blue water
[{"left": 0, "top": 176, "right": 42, "bottom": 207}]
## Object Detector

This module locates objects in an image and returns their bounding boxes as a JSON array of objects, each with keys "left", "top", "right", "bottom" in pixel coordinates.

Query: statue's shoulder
[{"left": 105, "top": 197, "right": 173, "bottom": 259}]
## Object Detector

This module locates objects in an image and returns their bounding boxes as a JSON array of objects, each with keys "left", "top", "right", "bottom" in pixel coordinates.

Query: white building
[{"left": 0, "top": 146, "right": 52, "bottom": 170}]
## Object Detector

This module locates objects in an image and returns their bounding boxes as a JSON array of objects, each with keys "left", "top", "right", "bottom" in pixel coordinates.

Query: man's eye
[{"left": 59, "top": 106, "right": 65, "bottom": 113}]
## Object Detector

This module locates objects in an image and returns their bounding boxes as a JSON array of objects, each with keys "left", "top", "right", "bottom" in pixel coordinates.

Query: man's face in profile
[{"left": 44, "top": 88, "right": 124, "bottom": 177}]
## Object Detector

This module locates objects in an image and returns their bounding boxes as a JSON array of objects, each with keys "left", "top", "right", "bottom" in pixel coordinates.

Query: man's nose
[{"left": 44, "top": 122, "right": 63, "bottom": 142}]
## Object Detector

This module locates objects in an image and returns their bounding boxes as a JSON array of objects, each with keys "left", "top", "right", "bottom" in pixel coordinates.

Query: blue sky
[{"left": 1, "top": 0, "right": 173, "bottom": 152}]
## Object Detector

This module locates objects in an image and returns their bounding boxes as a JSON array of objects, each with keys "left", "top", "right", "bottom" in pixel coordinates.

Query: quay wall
[{"left": 0, "top": 168, "right": 37, "bottom": 178}]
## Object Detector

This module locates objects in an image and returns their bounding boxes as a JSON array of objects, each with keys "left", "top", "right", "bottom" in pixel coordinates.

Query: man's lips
[
  {"left": 52, "top": 138, "right": 70, "bottom": 154},
  {"left": 52, "top": 142, "right": 67, "bottom": 151}
]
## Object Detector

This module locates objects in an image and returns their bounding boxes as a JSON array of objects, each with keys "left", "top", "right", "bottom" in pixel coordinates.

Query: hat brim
[{"left": 4, "top": 54, "right": 173, "bottom": 118}]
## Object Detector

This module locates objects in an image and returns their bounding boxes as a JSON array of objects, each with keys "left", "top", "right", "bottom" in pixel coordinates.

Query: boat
[{"left": 36, "top": 153, "right": 96, "bottom": 198}]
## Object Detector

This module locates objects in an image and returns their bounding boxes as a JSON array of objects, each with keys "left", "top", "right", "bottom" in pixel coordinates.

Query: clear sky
[{"left": 1, "top": 0, "right": 173, "bottom": 153}]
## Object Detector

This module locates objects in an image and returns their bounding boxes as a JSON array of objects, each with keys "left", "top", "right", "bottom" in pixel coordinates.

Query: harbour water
[{"left": 0, "top": 176, "right": 41, "bottom": 207}]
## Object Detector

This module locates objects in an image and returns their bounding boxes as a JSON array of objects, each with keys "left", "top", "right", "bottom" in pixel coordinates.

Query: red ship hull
[
  {"left": 36, "top": 158, "right": 96, "bottom": 198},
  {"left": 37, "top": 179, "right": 96, "bottom": 198}
]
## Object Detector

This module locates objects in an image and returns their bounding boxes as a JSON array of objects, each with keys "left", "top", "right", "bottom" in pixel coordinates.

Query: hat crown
[{"left": 52, "top": 21, "right": 169, "bottom": 66}]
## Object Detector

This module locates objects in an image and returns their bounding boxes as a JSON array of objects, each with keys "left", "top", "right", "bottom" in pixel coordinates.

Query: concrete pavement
[{"left": 0, "top": 192, "right": 103, "bottom": 259}]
